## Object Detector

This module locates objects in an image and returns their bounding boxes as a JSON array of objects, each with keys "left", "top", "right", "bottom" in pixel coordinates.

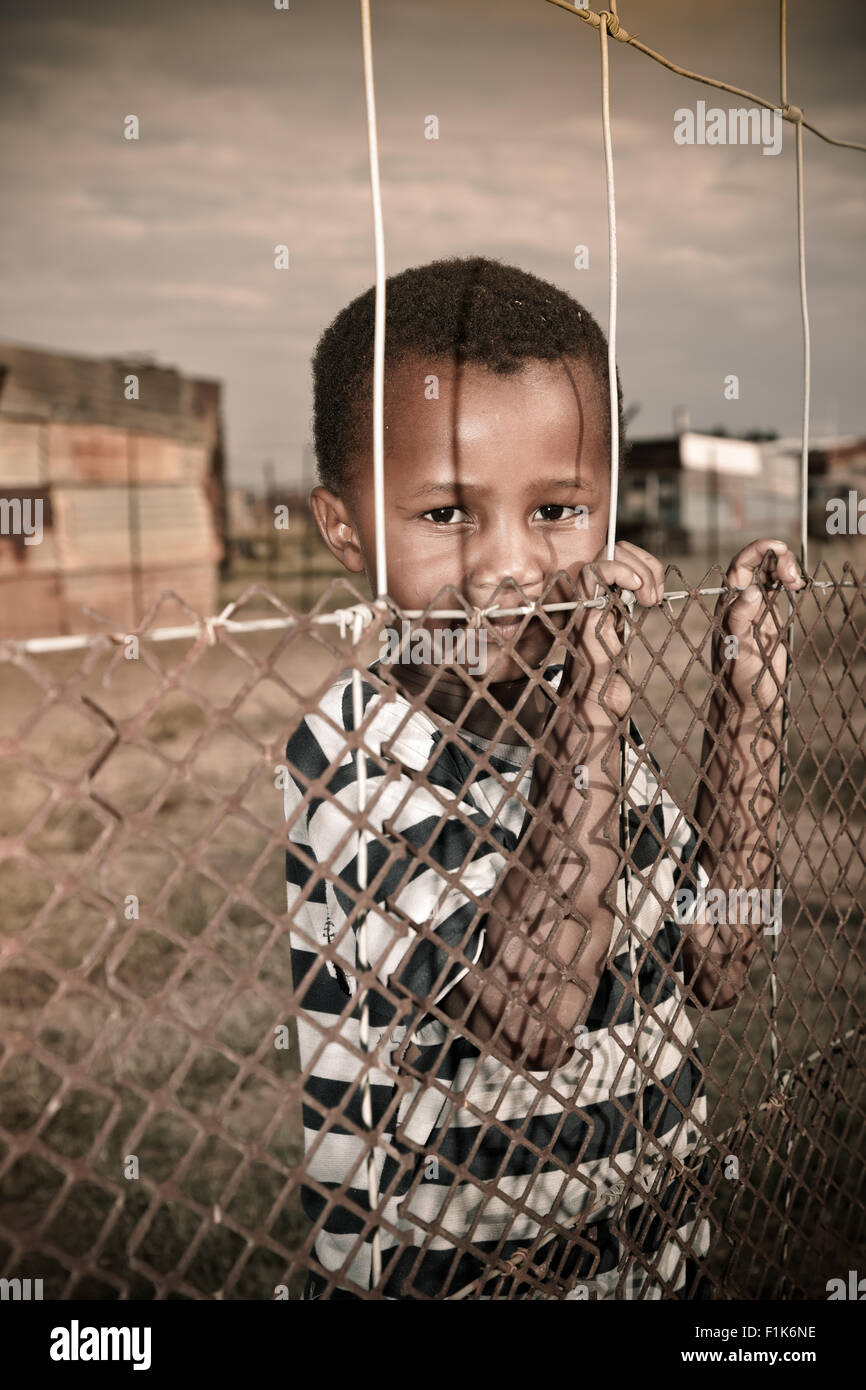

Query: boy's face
[{"left": 312, "top": 353, "right": 611, "bottom": 682}]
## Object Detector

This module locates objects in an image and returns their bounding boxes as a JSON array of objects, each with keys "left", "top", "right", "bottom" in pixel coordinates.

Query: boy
[{"left": 284, "top": 256, "right": 804, "bottom": 1299}]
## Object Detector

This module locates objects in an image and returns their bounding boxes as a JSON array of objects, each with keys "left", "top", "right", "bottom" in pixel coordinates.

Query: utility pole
[{"left": 263, "top": 459, "right": 276, "bottom": 582}]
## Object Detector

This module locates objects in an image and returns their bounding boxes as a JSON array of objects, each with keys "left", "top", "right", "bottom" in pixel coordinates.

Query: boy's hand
[
  {"left": 715, "top": 539, "right": 805, "bottom": 716},
  {"left": 567, "top": 540, "right": 665, "bottom": 717}
]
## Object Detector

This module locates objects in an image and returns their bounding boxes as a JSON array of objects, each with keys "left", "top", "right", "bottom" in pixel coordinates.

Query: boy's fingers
[
  {"left": 584, "top": 557, "right": 660, "bottom": 605},
  {"left": 725, "top": 584, "right": 765, "bottom": 636},
  {"left": 775, "top": 551, "right": 805, "bottom": 589},
  {"left": 726, "top": 539, "right": 805, "bottom": 592},
  {"left": 581, "top": 559, "right": 642, "bottom": 596},
  {"left": 614, "top": 540, "right": 665, "bottom": 600},
  {"left": 726, "top": 539, "right": 786, "bottom": 586},
  {"left": 621, "top": 560, "right": 662, "bottom": 605}
]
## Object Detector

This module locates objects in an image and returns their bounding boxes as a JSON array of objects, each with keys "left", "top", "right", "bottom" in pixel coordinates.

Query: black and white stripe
[{"left": 285, "top": 663, "right": 712, "bottom": 1299}]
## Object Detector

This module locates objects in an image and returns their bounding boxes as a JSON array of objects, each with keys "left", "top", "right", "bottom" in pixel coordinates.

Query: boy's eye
[
  {"left": 535, "top": 504, "right": 586, "bottom": 522},
  {"left": 421, "top": 506, "right": 469, "bottom": 525}
]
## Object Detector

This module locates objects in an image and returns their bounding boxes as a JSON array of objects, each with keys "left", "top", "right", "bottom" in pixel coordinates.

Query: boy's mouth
[
  {"left": 487, "top": 616, "right": 522, "bottom": 642},
  {"left": 485, "top": 611, "right": 544, "bottom": 645}
]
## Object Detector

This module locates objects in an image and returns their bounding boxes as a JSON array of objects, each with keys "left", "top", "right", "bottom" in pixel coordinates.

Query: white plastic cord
[
  {"left": 771, "top": 11, "right": 811, "bottom": 1291},
  {"left": 356, "top": 0, "right": 386, "bottom": 1292},
  {"left": 780, "top": 0, "right": 788, "bottom": 110},
  {"left": 360, "top": 0, "right": 388, "bottom": 601},
  {"left": 599, "top": 12, "right": 620, "bottom": 564},
  {"left": 794, "top": 115, "right": 811, "bottom": 574}
]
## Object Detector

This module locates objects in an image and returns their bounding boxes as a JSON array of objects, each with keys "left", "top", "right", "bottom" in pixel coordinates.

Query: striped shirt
[{"left": 285, "top": 662, "right": 713, "bottom": 1300}]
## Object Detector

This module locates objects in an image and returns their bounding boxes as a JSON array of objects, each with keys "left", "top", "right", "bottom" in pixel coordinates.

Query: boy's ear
[{"left": 309, "top": 486, "right": 365, "bottom": 573}]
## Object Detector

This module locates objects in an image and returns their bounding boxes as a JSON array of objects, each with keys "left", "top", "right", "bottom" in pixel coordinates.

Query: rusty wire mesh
[{"left": 0, "top": 555, "right": 864, "bottom": 1300}]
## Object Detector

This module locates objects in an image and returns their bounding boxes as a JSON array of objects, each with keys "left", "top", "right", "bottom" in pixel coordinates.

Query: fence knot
[
  {"left": 334, "top": 602, "right": 378, "bottom": 641},
  {"left": 500, "top": 1247, "right": 530, "bottom": 1275},
  {"left": 764, "top": 1090, "right": 789, "bottom": 1115},
  {"left": 599, "top": 10, "right": 630, "bottom": 41},
  {"left": 782, "top": 102, "right": 804, "bottom": 122}
]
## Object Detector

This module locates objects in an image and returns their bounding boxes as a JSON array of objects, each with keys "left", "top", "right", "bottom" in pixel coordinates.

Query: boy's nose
[{"left": 468, "top": 529, "right": 546, "bottom": 605}]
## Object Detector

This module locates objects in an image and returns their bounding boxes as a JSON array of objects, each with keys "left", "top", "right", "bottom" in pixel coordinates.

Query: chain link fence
[{"left": 0, "top": 553, "right": 863, "bottom": 1299}]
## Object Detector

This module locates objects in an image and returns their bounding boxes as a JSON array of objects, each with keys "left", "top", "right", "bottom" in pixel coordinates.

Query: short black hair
[{"left": 312, "top": 254, "right": 625, "bottom": 498}]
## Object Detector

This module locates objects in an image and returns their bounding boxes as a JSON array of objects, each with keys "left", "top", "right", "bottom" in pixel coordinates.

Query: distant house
[
  {"left": 0, "top": 341, "right": 226, "bottom": 639},
  {"left": 800, "top": 436, "right": 866, "bottom": 536},
  {"left": 619, "top": 431, "right": 866, "bottom": 556}
]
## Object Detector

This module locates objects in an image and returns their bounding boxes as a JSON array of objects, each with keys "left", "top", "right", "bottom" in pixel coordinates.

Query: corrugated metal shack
[{"left": 0, "top": 341, "right": 226, "bottom": 639}]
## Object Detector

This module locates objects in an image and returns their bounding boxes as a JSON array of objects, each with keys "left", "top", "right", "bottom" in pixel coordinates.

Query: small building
[
  {"left": 0, "top": 341, "right": 226, "bottom": 639},
  {"left": 798, "top": 436, "right": 866, "bottom": 536},
  {"left": 618, "top": 430, "right": 866, "bottom": 556}
]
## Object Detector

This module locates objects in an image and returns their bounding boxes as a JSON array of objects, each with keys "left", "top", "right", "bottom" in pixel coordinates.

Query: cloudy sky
[{"left": 2, "top": 0, "right": 865, "bottom": 488}]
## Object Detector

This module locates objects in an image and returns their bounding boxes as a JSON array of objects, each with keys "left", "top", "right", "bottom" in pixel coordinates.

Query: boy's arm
[
  {"left": 682, "top": 540, "right": 805, "bottom": 1008},
  {"left": 444, "top": 539, "right": 805, "bottom": 1063},
  {"left": 440, "top": 544, "right": 666, "bottom": 1072},
  {"left": 439, "top": 692, "right": 621, "bottom": 1071},
  {"left": 686, "top": 703, "right": 779, "bottom": 1008}
]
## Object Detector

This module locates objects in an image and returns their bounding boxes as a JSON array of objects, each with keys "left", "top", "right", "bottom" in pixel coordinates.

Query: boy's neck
[{"left": 387, "top": 661, "right": 554, "bottom": 744}]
